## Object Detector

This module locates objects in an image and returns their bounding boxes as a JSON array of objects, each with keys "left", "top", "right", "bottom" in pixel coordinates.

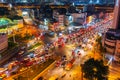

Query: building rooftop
[
  {"left": 69, "top": 22, "right": 82, "bottom": 26},
  {"left": 106, "top": 29, "right": 120, "bottom": 40},
  {"left": 0, "top": 33, "right": 6, "bottom": 38},
  {"left": 108, "top": 29, "right": 120, "bottom": 34}
]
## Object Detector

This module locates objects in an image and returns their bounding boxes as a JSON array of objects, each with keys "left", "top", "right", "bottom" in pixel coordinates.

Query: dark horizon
[{"left": 0, "top": 0, "right": 115, "bottom": 5}]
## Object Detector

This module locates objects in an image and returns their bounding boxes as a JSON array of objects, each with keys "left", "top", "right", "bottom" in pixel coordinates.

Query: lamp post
[
  {"left": 6, "top": 23, "right": 9, "bottom": 34},
  {"left": 81, "top": 64, "right": 83, "bottom": 80},
  {"left": 12, "top": 29, "right": 16, "bottom": 43}
]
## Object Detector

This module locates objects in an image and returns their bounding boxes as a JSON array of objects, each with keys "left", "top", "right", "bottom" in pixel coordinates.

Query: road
[
  {"left": 108, "top": 63, "right": 120, "bottom": 80},
  {"left": 42, "top": 44, "right": 85, "bottom": 80},
  {"left": 1, "top": 15, "right": 117, "bottom": 80},
  {"left": 38, "top": 17, "right": 120, "bottom": 80}
]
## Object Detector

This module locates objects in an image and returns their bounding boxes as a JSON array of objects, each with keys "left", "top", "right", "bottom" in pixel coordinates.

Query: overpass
[{"left": 0, "top": 3, "right": 114, "bottom": 12}]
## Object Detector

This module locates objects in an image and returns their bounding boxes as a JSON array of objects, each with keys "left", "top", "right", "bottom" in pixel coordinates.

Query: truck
[{"left": 64, "top": 58, "right": 75, "bottom": 70}]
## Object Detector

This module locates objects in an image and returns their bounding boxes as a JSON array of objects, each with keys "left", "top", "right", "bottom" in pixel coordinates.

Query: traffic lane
[
  {"left": 1, "top": 16, "right": 113, "bottom": 79},
  {"left": 109, "top": 63, "right": 120, "bottom": 79},
  {"left": 43, "top": 60, "right": 82, "bottom": 80},
  {"left": 42, "top": 47, "right": 90, "bottom": 80},
  {"left": 39, "top": 18, "right": 113, "bottom": 79}
]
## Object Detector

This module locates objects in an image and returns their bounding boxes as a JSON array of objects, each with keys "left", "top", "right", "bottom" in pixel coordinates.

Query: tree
[
  {"left": 9, "top": 8, "right": 18, "bottom": 17},
  {"left": 94, "top": 35, "right": 106, "bottom": 60},
  {"left": 96, "top": 36, "right": 106, "bottom": 53},
  {"left": 82, "top": 58, "right": 109, "bottom": 80},
  {"left": 38, "top": 77, "right": 43, "bottom": 80}
]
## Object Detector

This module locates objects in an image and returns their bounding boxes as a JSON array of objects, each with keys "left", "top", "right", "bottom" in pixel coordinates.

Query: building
[
  {"left": 0, "top": 34, "right": 8, "bottom": 53},
  {"left": 102, "top": 29, "right": 120, "bottom": 59},
  {"left": 0, "top": 0, "right": 115, "bottom": 5},
  {"left": 53, "top": 9, "right": 87, "bottom": 26},
  {"left": 102, "top": 0, "right": 120, "bottom": 61},
  {"left": 39, "top": 5, "right": 53, "bottom": 19},
  {"left": 53, "top": 9, "right": 65, "bottom": 26},
  {"left": 112, "top": 0, "right": 120, "bottom": 29},
  {"left": 58, "top": 15, "right": 65, "bottom": 26},
  {"left": 71, "top": 13, "right": 86, "bottom": 24},
  {"left": 65, "top": 14, "right": 73, "bottom": 26},
  {"left": 83, "top": 5, "right": 95, "bottom": 13}
]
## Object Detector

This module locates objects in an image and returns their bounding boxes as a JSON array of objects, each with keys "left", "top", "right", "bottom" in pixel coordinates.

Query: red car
[
  {"left": 25, "top": 61, "right": 33, "bottom": 67},
  {"left": 55, "top": 61, "right": 61, "bottom": 67}
]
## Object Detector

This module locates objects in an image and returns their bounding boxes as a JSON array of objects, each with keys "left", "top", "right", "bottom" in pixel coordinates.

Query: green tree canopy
[
  {"left": 0, "top": 18, "right": 13, "bottom": 27},
  {"left": 82, "top": 58, "right": 109, "bottom": 80}
]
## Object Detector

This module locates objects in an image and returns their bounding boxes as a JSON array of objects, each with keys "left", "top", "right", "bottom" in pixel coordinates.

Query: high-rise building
[
  {"left": 112, "top": 0, "right": 120, "bottom": 29},
  {"left": 102, "top": 0, "right": 120, "bottom": 61},
  {"left": 53, "top": 9, "right": 65, "bottom": 26},
  {"left": 39, "top": 5, "right": 53, "bottom": 19},
  {"left": 0, "top": 0, "right": 5, "bottom": 3}
]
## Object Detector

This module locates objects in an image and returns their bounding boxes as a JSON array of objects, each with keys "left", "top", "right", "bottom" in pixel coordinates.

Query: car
[
  {"left": 0, "top": 74, "right": 7, "bottom": 79},
  {"left": 55, "top": 61, "right": 61, "bottom": 67},
  {"left": 38, "top": 76, "right": 43, "bottom": 80},
  {"left": 61, "top": 72, "right": 66, "bottom": 78},
  {"left": 20, "top": 58, "right": 30, "bottom": 64},
  {"left": 84, "top": 47, "right": 87, "bottom": 51},
  {"left": 45, "top": 31, "right": 55, "bottom": 37},
  {"left": 19, "top": 67, "right": 27, "bottom": 72},
  {"left": 49, "top": 75, "right": 58, "bottom": 80},
  {"left": 21, "top": 46, "right": 26, "bottom": 50},
  {"left": 10, "top": 71, "right": 18, "bottom": 75},
  {"left": 65, "top": 63, "right": 72, "bottom": 71},
  {"left": 0, "top": 68, "right": 8, "bottom": 73},
  {"left": 65, "top": 58, "right": 75, "bottom": 71},
  {"left": 7, "top": 61, "right": 19, "bottom": 70},
  {"left": 11, "top": 61, "right": 19, "bottom": 66},
  {"left": 25, "top": 61, "right": 33, "bottom": 67},
  {"left": 18, "top": 51, "right": 24, "bottom": 55}
]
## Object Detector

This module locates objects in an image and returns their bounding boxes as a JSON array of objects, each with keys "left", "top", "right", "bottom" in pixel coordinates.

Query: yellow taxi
[
  {"left": 49, "top": 74, "right": 58, "bottom": 80},
  {"left": 65, "top": 63, "right": 72, "bottom": 71}
]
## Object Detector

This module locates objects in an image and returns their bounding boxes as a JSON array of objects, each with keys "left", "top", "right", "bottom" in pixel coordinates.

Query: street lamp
[
  {"left": 80, "top": 64, "right": 83, "bottom": 80},
  {"left": 12, "top": 29, "right": 16, "bottom": 43}
]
